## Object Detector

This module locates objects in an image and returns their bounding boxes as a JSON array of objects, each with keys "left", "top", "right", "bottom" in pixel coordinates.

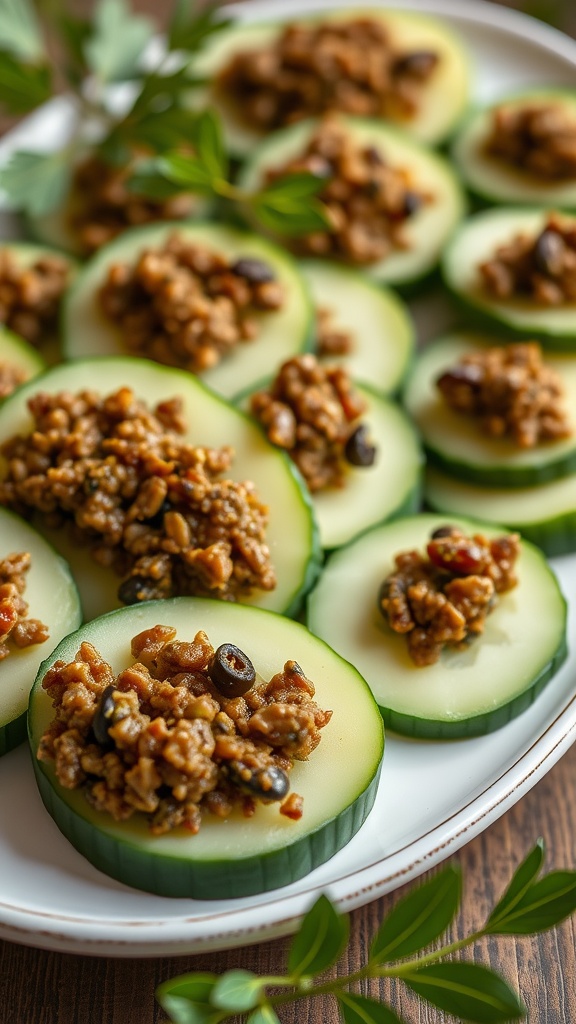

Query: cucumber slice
[
  {"left": 442, "top": 208, "right": 576, "bottom": 346},
  {"left": 403, "top": 332, "right": 576, "bottom": 486},
  {"left": 301, "top": 260, "right": 415, "bottom": 395},
  {"left": 238, "top": 116, "right": 466, "bottom": 289},
  {"left": 62, "top": 221, "right": 313, "bottom": 401},
  {"left": 0, "top": 357, "right": 320, "bottom": 621},
  {"left": 28, "top": 597, "right": 384, "bottom": 898},
  {"left": 425, "top": 466, "right": 576, "bottom": 558},
  {"left": 307, "top": 513, "right": 567, "bottom": 738},
  {"left": 193, "top": 10, "right": 471, "bottom": 152},
  {"left": 452, "top": 90, "right": 576, "bottom": 209},
  {"left": 0, "top": 326, "right": 45, "bottom": 397},
  {"left": 0, "top": 507, "right": 81, "bottom": 756}
]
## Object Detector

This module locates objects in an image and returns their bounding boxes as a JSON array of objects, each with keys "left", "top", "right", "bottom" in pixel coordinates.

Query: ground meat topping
[
  {"left": 98, "top": 233, "right": 285, "bottom": 374},
  {"left": 0, "top": 248, "right": 70, "bottom": 346},
  {"left": 379, "top": 525, "right": 520, "bottom": 666},
  {"left": 316, "top": 306, "right": 355, "bottom": 358},
  {"left": 436, "top": 342, "right": 572, "bottom": 448},
  {"left": 0, "top": 361, "right": 27, "bottom": 400},
  {"left": 485, "top": 102, "right": 576, "bottom": 180},
  {"left": 0, "top": 551, "right": 49, "bottom": 661},
  {"left": 250, "top": 354, "right": 375, "bottom": 492},
  {"left": 0, "top": 386, "right": 276, "bottom": 604},
  {"left": 264, "top": 117, "right": 430, "bottom": 265},
  {"left": 37, "top": 626, "right": 332, "bottom": 833},
  {"left": 69, "top": 156, "right": 197, "bottom": 255},
  {"left": 217, "top": 18, "right": 439, "bottom": 132},
  {"left": 479, "top": 213, "right": 576, "bottom": 305}
]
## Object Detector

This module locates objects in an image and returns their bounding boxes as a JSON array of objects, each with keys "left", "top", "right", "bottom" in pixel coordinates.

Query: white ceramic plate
[{"left": 2, "top": 0, "right": 576, "bottom": 958}]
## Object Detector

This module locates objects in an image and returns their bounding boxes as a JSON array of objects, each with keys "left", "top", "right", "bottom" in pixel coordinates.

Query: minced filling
[
  {"left": 485, "top": 101, "right": 576, "bottom": 180},
  {"left": 264, "top": 117, "right": 430, "bottom": 265},
  {"left": 250, "top": 354, "right": 376, "bottom": 492},
  {"left": 0, "top": 551, "right": 49, "bottom": 661},
  {"left": 0, "top": 248, "right": 70, "bottom": 346},
  {"left": 98, "top": 234, "right": 285, "bottom": 374},
  {"left": 0, "top": 361, "right": 27, "bottom": 400},
  {"left": 0, "top": 387, "right": 276, "bottom": 604},
  {"left": 379, "top": 524, "right": 520, "bottom": 666},
  {"left": 436, "top": 342, "right": 572, "bottom": 448},
  {"left": 37, "top": 624, "right": 332, "bottom": 834},
  {"left": 316, "top": 306, "right": 355, "bottom": 358},
  {"left": 217, "top": 18, "right": 439, "bottom": 131},
  {"left": 479, "top": 214, "right": 576, "bottom": 304}
]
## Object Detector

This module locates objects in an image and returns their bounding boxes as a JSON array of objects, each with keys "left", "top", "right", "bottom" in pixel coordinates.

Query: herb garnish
[
  {"left": 156, "top": 840, "right": 576, "bottom": 1023},
  {"left": 0, "top": 0, "right": 329, "bottom": 236}
]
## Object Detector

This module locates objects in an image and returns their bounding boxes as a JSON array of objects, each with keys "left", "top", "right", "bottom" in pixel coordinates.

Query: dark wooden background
[{"left": 2, "top": 2, "right": 576, "bottom": 1022}]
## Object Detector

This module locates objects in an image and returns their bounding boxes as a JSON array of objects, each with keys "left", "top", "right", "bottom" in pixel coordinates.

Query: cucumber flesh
[
  {"left": 442, "top": 208, "right": 576, "bottom": 345},
  {"left": 63, "top": 221, "right": 313, "bottom": 401},
  {"left": 307, "top": 513, "right": 567, "bottom": 738},
  {"left": 238, "top": 116, "right": 466, "bottom": 289},
  {"left": 425, "top": 466, "right": 576, "bottom": 558},
  {"left": 28, "top": 597, "right": 384, "bottom": 898},
  {"left": 194, "top": 10, "right": 470, "bottom": 151},
  {"left": 0, "top": 357, "right": 320, "bottom": 621},
  {"left": 403, "top": 332, "right": 576, "bottom": 486},
  {"left": 0, "top": 326, "right": 45, "bottom": 394},
  {"left": 0, "top": 507, "right": 81, "bottom": 756},
  {"left": 301, "top": 259, "right": 414, "bottom": 395},
  {"left": 452, "top": 90, "right": 576, "bottom": 209}
]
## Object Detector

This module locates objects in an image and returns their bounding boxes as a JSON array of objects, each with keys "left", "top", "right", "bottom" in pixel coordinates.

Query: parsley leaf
[
  {"left": 0, "top": 149, "right": 71, "bottom": 216},
  {"left": 85, "top": 0, "right": 153, "bottom": 84}
]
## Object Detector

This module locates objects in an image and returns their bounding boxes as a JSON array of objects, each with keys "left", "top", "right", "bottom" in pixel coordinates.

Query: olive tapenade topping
[
  {"left": 98, "top": 233, "right": 285, "bottom": 374},
  {"left": 216, "top": 18, "right": 439, "bottom": 132},
  {"left": 378, "top": 524, "right": 520, "bottom": 666},
  {"left": 479, "top": 213, "right": 576, "bottom": 305},
  {"left": 37, "top": 625, "right": 332, "bottom": 834},
  {"left": 0, "top": 386, "right": 276, "bottom": 604},
  {"left": 485, "top": 102, "right": 576, "bottom": 181},
  {"left": 0, "top": 248, "right": 70, "bottom": 347},
  {"left": 436, "top": 342, "right": 572, "bottom": 448},
  {"left": 250, "top": 354, "right": 376, "bottom": 492},
  {"left": 0, "top": 551, "right": 49, "bottom": 661}
]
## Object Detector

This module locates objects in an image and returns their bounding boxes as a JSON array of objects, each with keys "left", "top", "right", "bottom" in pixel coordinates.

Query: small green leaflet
[
  {"left": 156, "top": 972, "right": 218, "bottom": 1024},
  {"left": 159, "top": 152, "right": 215, "bottom": 193},
  {"left": 339, "top": 993, "right": 408, "bottom": 1024},
  {"left": 403, "top": 962, "right": 525, "bottom": 1022},
  {"left": 0, "top": 0, "right": 45, "bottom": 61},
  {"left": 192, "top": 109, "right": 228, "bottom": 180},
  {"left": 168, "top": 0, "right": 233, "bottom": 54},
  {"left": 0, "top": 149, "right": 71, "bottom": 216},
  {"left": 370, "top": 866, "right": 461, "bottom": 963},
  {"left": 0, "top": 53, "right": 51, "bottom": 114},
  {"left": 486, "top": 869, "right": 576, "bottom": 935},
  {"left": 252, "top": 195, "right": 330, "bottom": 236},
  {"left": 127, "top": 161, "right": 188, "bottom": 200},
  {"left": 258, "top": 172, "right": 329, "bottom": 201},
  {"left": 486, "top": 839, "right": 545, "bottom": 931},
  {"left": 288, "top": 893, "right": 349, "bottom": 979},
  {"left": 246, "top": 1006, "right": 281, "bottom": 1024},
  {"left": 85, "top": 0, "right": 153, "bottom": 84},
  {"left": 211, "top": 969, "right": 264, "bottom": 1012}
]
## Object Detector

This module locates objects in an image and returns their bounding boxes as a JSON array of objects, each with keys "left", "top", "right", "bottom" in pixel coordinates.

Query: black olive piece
[
  {"left": 344, "top": 424, "right": 377, "bottom": 468},
  {"left": 533, "top": 229, "right": 565, "bottom": 277},
  {"left": 231, "top": 257, "right": 276, "bottom": 284},
  {"left": 394, "top": 50, "right": 439, "bottom": 78},
  {"left": 208, "top": 643, "right": 256, "bottom": 697},
  {"left": 430, "top": 524, "right": 460, "bottom": 540},
  {"left": 230, "top": 764, "right": 290, "bottom": 802},
  {"left": 365, "top": 145, "right": 384, "bottom": 167},
  {"left": 92, "top": 685, "right": 118, "bottom": 747},
  {"left": 436, "top": 362, "right": 484, "bottom": 393},
  {"left": 145, "top": 498, "right": 172, "bottom": 530},
  {"left": 118, "top": 574, "right": 155, "bottom": 605},
  {"left": 403, "top": 191, "right": 422, "bottom": 217}
]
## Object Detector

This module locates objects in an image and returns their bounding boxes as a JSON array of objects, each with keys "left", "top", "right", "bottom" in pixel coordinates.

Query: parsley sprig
[
  {"left": 0, "top": 0, "right": 330, "bottom": 236},
  {"left": 156, "top": 840, "right": 576, "bottom": 1024}
]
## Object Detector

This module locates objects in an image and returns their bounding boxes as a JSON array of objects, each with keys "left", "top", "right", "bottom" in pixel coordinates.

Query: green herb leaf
[
  {"left": 246, "top": 1006, "right": 282, "bottom": 1024},
  {"left": 192, "top": 109, "right": 228, "bottom": 180},
  {"left": 370, "top": 866, "right": 461, "bottom": 964},
  {"left": 252, "top": 195, "right": 331, "bottom": 236},
  {"left": 169, "top": 0, "right": 233, "bottom": 54},
  {"left": 288, "top": 893, "right": 349, "bottom": 979},
  {"left": 127, "top": 161, "right": 189, "bottom": 200},
  {"left": 258, "top": 172, "right": 328, "bottom": 201},
  {"left": 0, "top": 148, "right": 71, "bottom": 216},
  {"left": 486, "top": 869, "right": 576, "bottom": 935},
  {"left": 486, "top": 840, "right": 545, "bottom": 930},
  {"left": 85, "top": 0, "right": 153, "bottom": 84},
  {"left": 403, "top": 962, "right": 525, "bottom": 1022},
  {"left": 339, "top": 992, "right": 408, "bottom": 1024},
  {"left": 0, "top": 0, "right": 45, "bottom": 61},
  {"left": 127, "top": 106, "right": 198, "bottom": 153},
  {"left": 57, "top": 14, "right": 92, "bottom": 85},
  {"left": 159, "top": 153, "right": 215, "bottom": 193},
  {"left": 211, "top": 969, "right": 264, "bottom": 1012},
  {"left": 156, "top": 972, "right": 219, "bottom": 1024},
  {"left": 0, "top": 51, "right": 52, "bottom": 114}
]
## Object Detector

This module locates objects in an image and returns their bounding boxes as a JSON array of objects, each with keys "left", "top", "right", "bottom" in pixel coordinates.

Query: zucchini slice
[
  {"left": 452, "top": 90, "right": 576, "bottom": 209},
  {"left": 193, "top": 9, "right": 471, "bottom": 152},
  {"left": 301, "top": 259, "right": 415, "bottom": 395},
  {"left": 0, "top": 326, "right": 45, "bottom": 397},
  {"left": 442, "top": 208, "right": 576, "bottom": 346},
  {"left": 0, "top": 357, "right": 320, "bottom": 621},
  {"left": 403, "top": 332, "right": 576, "bottom": 486},
  {"left": 0, "top": 507, "right": 81, "bottom": 756},
  {"left": 425, "top": 465, "right": 576, "bottom": 558},
  {"left": 307, "top": 513, "right": 567, "bottom": 738},
  {"left": 28, "top": 597, "right": 384, "bottom": 898},
  {"left": 238, "top": 116, "right": 466, "bottom": 289},
  {"left": 62, "top": 221, "right": 313, "bottom": 401}
]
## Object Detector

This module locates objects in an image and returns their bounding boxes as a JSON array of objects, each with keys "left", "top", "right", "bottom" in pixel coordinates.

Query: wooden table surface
[{"left": 3, "top": 1, "right": 576, "bottom": 1022}]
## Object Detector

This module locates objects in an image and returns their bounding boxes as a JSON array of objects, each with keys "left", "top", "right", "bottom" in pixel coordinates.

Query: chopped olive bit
[
  {"left": 208, "top": 643, "right": 256, "bottom": 698},
  {"left": 228, "top": 762, "right": 290, "bottom": 802},
  {"left": 344, "top": 424, "right": 377, "bottom": 467}
]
